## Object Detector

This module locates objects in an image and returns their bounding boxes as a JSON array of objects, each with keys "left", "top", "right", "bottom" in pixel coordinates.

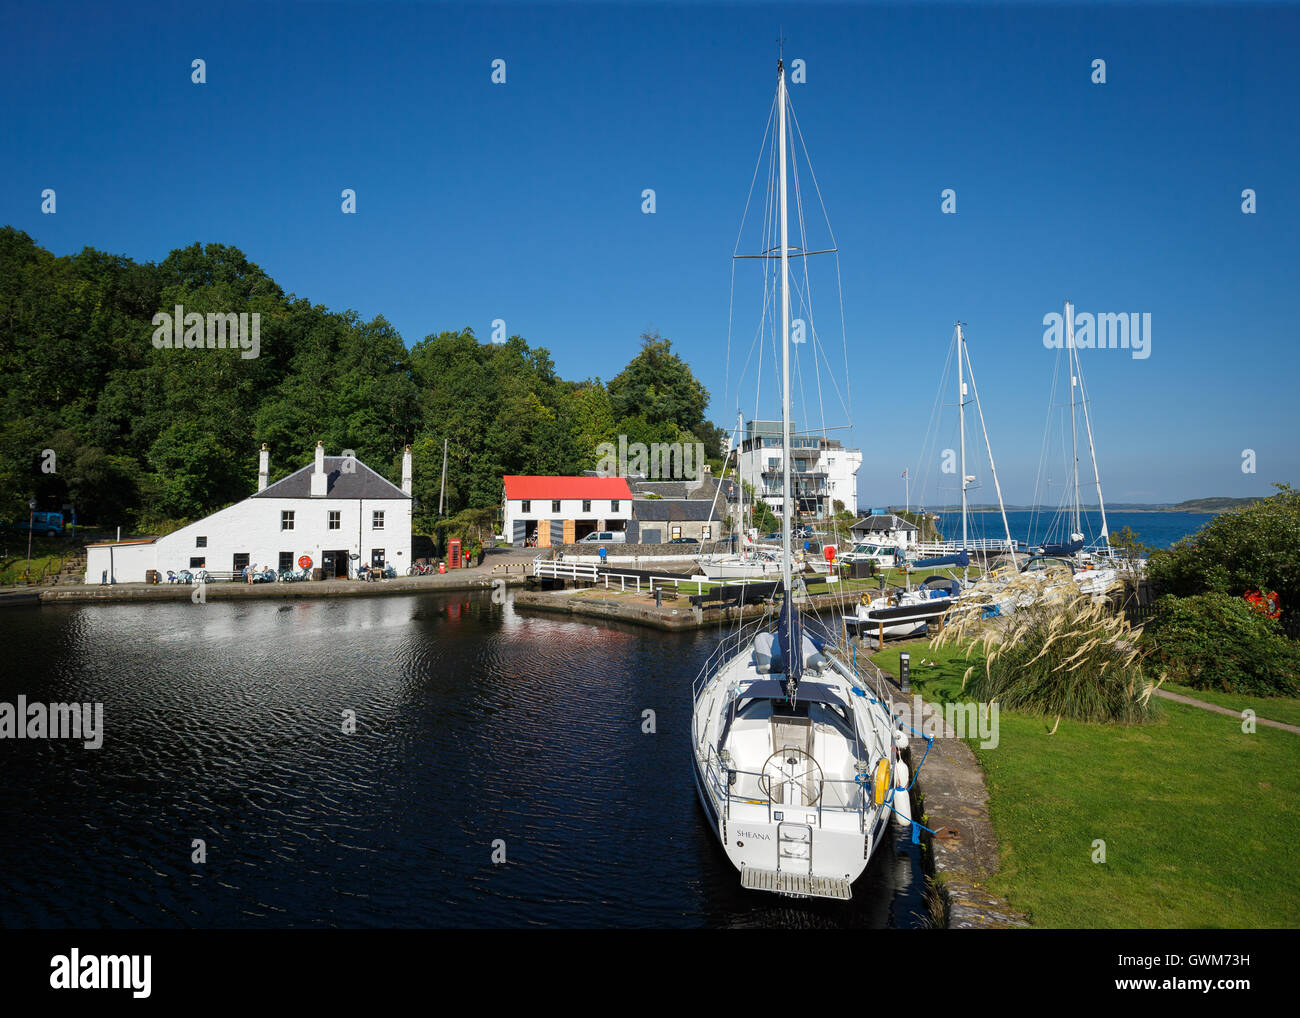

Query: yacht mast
[
  {"left": 957, "top": 322, "right": 969, "bottom": 581},
  {"left": 778, "top": 59, "right": 793, "bottom": 606},
  {"left": 1076, "top": 348, "right": 1110, "bottom": 548},
  {"left": 776, "top": 58, "right": 801, "bottom": 698},
  {"left": 737, "top": 409, "right": 745, "bottom": 546},
  {"left": 1065, "top": 300, "right": 1082, "bottom": 540},
  {"left": 961, "top": 327, "right": 1015, "bottom": 563}
]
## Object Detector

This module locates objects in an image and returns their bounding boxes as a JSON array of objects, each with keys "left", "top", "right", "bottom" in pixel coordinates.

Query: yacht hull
[{"left": 691, "top": 630, "right": 902, "bottom": 900}]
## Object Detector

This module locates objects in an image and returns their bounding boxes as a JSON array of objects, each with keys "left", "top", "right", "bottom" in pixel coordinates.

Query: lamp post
[{"left": 25, "top": 497, "right": 36, "bottom": 582}]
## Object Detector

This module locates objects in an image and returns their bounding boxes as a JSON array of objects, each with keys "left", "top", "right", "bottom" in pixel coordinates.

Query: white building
[
  {"left": 86, "top": 443, "right": 413, "bottom": 583},
  {"left": 501, "top": 476, "right": 633, "bottom": 547},
  {"left": 848, "top": 513, "right": 919, "bottom": 550},
  {"left": 736, "top": 419, "right": 862, "bottom": 521}
]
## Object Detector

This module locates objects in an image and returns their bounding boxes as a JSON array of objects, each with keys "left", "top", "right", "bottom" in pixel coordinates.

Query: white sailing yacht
[
  {"left": 847, "top": 323, "right": 1016, "bottom": 642},
  {"left": 691, "top": 57, "right": 913, "bottom": 900},
  {"left": 697, "top": 413, "right": 785, "bottom": 579},
  {"left": 1025, "top": 299, "right": 1122, "bottom": 594},
  {"left": 952, "top": 301, "right": 1123, "bottom": 615}
]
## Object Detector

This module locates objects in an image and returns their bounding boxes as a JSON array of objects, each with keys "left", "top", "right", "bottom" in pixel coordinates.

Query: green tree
[
  {"left": 607, "top": 331, "right": 709, "bottom": 436},
  {"left": 1146, "top": 485, "right": 1300, "bottom": 624}
]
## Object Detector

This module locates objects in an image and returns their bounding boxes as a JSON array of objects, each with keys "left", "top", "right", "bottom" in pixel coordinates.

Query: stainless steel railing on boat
[
  {"left": 699, "top": 744, "right": 870, "bottom": 833},
  {"left": 690, "top": 616, "right": 771, "bottom": 699}
]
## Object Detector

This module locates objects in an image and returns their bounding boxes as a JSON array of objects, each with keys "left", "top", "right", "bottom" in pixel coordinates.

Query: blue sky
[{"left": 3, "top": 1, "right": 1297, "bottom": 505}]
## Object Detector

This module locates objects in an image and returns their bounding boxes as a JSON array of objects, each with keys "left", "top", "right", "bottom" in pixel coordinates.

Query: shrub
[
  {"left": 933, "top": 592, "right": 1158, "bottom": 724},
  {"left": 1145, "top": 485, "right": 1300, "bottom": 625},
  {"left": 1142, "top": 593, "right": 1300, "bottom": 696}
]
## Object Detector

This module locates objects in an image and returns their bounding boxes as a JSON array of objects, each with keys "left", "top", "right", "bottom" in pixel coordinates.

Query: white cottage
[
  {"left": 85, "top": 443, "right": 413, "bottom": 583},
  {"left": 848, "top": 513, "right": 919, "bottom": 550}
]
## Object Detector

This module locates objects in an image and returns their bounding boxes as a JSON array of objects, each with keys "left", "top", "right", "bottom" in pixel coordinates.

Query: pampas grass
[{"left": 933, "top": 590, "right": 1161, "bottom": 724}]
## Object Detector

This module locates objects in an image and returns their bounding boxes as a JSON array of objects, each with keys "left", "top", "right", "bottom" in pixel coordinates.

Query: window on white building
[
  {"left": 551, "top": 500, "right": 560, "bottom": 513},
  {"left": 328, "top": 511, "right": 340, "bottom": 530},
  {"left": 521, "top": 500, "right": 531, "bottom": 513},
  {"left": 372, "top": 510, "right": 385, "bottom": 530},
  {"left": 582, "top": 499, "right": 591, "bottom": 513},
  {"left": 196, "top": 536, "right": 207, "bottom": 547},
  {"left": 281, "top": 511, "right": 294, "bottom": 531},
  {"left": 611, "top": 500, "right": 620, "bottom": 512}
]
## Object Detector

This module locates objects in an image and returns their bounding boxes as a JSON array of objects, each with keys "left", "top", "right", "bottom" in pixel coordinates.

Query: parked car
[
  {"left": 578, "top": 531, "right": 627, "bottom": 544},
  {"left": 839, "top": 542, "right": 899, "bottom": 566},
  {"left": 667, "top": 537, "right": 700, "bottom": 545},
  {"left": 4, "top": 510, "right": 67, "bottom": 538}
]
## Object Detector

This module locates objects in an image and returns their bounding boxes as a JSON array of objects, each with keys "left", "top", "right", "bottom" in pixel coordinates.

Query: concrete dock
[
  {"left": 857, "top": 655, "right": 1029, "bottom": 929},
  {"left": 3, "top": 556, "right": 536, "bottom": 606},
  {"left": 513, "top": 582, "right": 868, "bottom": 632}
]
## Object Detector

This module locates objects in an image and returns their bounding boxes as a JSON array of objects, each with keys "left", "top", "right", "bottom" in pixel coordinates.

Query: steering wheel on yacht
[{"left": 759, "top": 747, "right": 823, "bottom": 806}]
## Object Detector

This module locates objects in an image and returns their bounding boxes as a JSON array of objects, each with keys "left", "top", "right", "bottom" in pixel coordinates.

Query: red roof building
[
  {"left": 501, "top": 475, "right": 634, "bottom": 547},
  {"left": 502, "top": 476, "right": 633, "bottom": 501}
]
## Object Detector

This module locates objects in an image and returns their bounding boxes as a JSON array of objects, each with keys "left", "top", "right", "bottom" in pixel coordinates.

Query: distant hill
[{"left": 1162, "top": 497, "right": 1265, "bottom": 513}]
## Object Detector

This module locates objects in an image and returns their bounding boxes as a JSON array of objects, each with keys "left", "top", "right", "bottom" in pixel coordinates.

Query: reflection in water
[{"left": 0, "top": 593, "right": 924, "bottom": 928}]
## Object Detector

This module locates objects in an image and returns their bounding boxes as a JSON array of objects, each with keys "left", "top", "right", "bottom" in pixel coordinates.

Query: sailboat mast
[
  {"left": 962, "top": 330, "right": 1015, "bottom": 562},
  {"left": 438, "top": 436, "right": 448, "bottom": 517},
  {"left": 1077, "top": 350, "right": 1110, "bottom": 547},
  {"left": 737, "top": 409, "right": 745, "bottom": 544},
  {"left": 1066, "top": 300, "right": 1081, "bottom": 539},
  {"left": 778, "top": 59, "right": 793, "bottom": 603},
  {"left": 957, "top": 323, "right": 969, "bottom": 581}
]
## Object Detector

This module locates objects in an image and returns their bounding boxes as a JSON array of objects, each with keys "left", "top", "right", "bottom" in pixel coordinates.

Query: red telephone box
[{"left": 448, "top": 538, "right": 461, "bottom": 569}]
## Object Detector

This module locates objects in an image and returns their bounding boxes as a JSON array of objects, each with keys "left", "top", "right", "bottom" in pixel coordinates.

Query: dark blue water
[
  {"left": 0, "top": 593, "right": 924, "bottom": 928},
  {"left": 934, "top": 510, "right": 1214, "bottom": 550}
]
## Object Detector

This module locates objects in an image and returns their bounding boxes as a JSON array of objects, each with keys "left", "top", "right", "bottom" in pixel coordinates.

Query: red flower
[{"left": 1243, "top": 590, "right": 1281, "bottom": 619}]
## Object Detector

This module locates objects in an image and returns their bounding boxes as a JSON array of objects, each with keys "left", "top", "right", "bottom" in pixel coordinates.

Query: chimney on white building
[
  {"left": 401, "top": 444, "right": 413, "bottom": 496},
  {"left": 258, "top": 443, "right": 269, "bottom": 492},
  {"left": 310, "top": 441, "right": 328, "bottom": 497}
]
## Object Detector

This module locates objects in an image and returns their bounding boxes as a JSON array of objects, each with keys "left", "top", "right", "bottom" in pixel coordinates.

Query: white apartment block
[{"left": 736, "top": 419, "right": 861, "bottom": 521}]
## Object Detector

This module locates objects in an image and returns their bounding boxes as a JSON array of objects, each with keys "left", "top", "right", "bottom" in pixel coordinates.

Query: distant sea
[{"left": 933, "top": 510, "right": 1215, "bottom": 551}]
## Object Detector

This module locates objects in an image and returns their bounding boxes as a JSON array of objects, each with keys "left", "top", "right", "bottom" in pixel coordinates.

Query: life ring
[{"left": 873, "top": 758, "right": 891, "bottom": 805}]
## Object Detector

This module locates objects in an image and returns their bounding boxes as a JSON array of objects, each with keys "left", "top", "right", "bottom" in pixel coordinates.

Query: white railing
[
  {"left": 532, "top": 557, "right": 710, "bottom": 598},
  {"left": 532, "top": 558, "right": 599, "bottom": 581},
  {"left": 913, "top": 538, "right": 1018, "bottom": 557}
]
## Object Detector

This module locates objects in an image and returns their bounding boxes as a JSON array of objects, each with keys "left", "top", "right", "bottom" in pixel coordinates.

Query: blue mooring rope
[{"left": 846, "top": 659, "right": 940, "bottom": 845}]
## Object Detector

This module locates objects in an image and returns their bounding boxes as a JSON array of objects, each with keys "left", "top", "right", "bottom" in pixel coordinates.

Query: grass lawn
[
  {"left": 0, "top": 551, "right": 66, "bottom": 584},
  {"left": 873, "top": 636, "right": 1300, "bottom": 928},
  {"left": 1160, "top": 681, "right": 1300, "bottom": 729}
]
